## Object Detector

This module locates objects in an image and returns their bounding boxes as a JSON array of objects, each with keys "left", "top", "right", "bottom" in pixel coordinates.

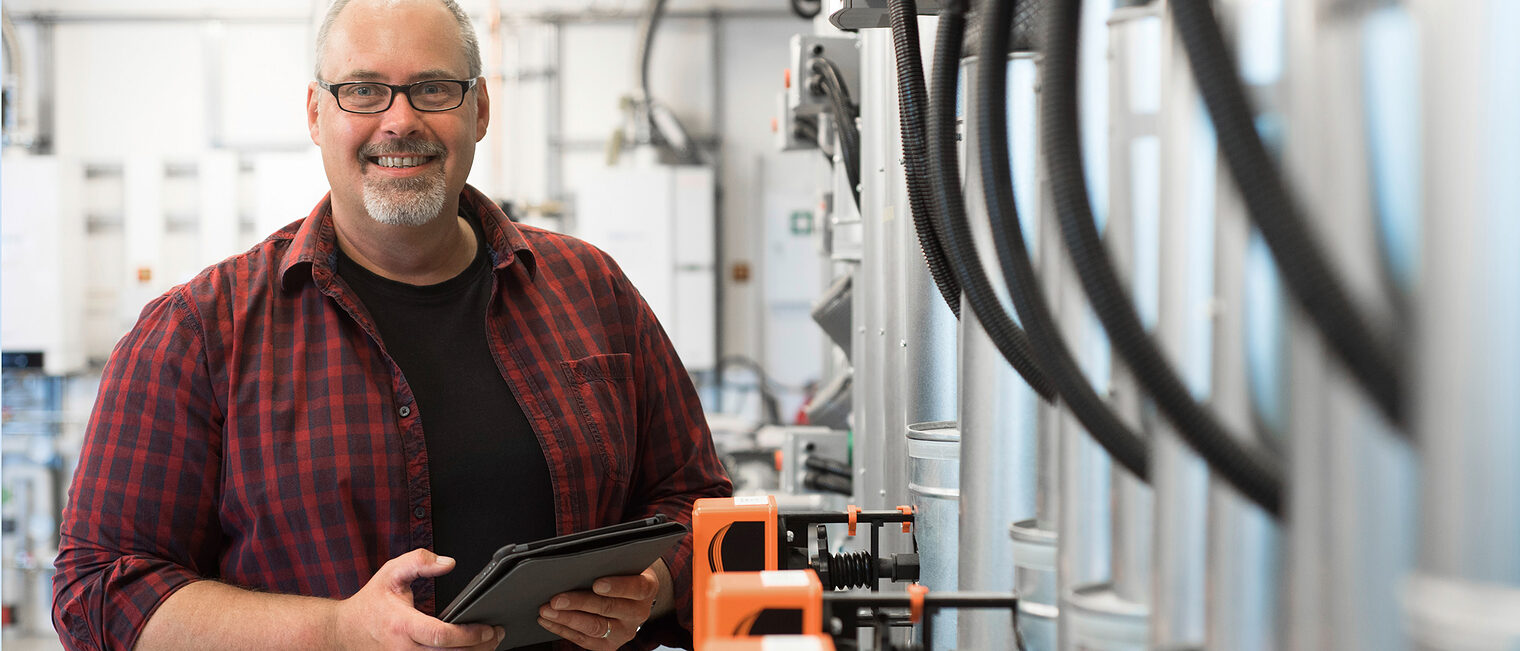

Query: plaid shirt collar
[{"left": 278, "top": 183, "right": 538, "bottom": 291}]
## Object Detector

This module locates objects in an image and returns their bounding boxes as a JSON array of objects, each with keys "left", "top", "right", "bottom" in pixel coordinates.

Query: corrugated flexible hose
[{"left": 974, "top": 0, "right": 1152, "bottom": 483}]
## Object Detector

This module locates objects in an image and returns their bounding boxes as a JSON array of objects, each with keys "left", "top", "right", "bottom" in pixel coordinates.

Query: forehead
[{"left": 321, "top": 0, "right": 469, "bottom": 81}]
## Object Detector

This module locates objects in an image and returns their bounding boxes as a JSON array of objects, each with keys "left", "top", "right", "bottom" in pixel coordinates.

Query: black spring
[{"left": 823, "top": 549, "right": 875, "bottom": 590}]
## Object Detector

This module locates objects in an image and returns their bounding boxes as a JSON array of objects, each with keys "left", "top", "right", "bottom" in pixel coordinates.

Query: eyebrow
[{"left": 337, "top": 69, "right": 463, "bottom": 82}]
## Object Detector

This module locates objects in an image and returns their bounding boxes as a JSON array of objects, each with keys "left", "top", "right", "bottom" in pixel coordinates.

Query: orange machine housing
[
  {"left": 693, "top": 496, "right": 781, "bottom": 644},
  {"left": 701, "top": 634, "right": 837, "bottom": 651},
  {"left": 704, "top": 570, "right": 824, "bottom": 642}
]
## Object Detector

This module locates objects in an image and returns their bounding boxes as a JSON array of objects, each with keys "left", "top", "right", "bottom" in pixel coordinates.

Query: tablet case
[{"left": 439, "top": 516, "right": 689, "bottom": 650}]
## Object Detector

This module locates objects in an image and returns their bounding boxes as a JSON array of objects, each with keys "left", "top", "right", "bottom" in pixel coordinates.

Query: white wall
[{"left": 2, "top": 0, "right": 825, "bottom": 393}]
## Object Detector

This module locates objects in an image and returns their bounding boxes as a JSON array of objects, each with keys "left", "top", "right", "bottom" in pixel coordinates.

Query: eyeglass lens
[{"left": 337, "top": 81, "right": 464, "bottom": 112}]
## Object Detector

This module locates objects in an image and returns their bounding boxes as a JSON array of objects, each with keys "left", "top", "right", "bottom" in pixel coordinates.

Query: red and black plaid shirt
[{"left": 53, "top": 185, "right": 732, "bottom": 651}]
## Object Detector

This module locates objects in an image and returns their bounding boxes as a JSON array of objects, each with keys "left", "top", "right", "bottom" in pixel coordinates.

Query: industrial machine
[
  {"left": 771, "top": 0, "right": 1517, "bottom": 649},
  {"left": 692, "top": 496, "right": 922, "bottom": 644},
  {"left": 700, "top": 568, "right": 1018, "bottom": 650}
]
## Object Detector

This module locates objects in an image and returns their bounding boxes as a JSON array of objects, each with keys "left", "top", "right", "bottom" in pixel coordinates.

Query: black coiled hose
[
  {"left": 819, "top": 549, "right": 876, "bottom": 590},
  {"left": 975, "top": 0, "right": 1150, "bottom": 482},
  {"left": 1169, "top": 0, "right": 1404, "bottom": 430},
  {"left": 887, "top": 0, "right": 965, "bottom": 319},
  {"left": 924, "top": 0, "right": 1056, "bottom": 401},
  {"left": 1039, "top": 0, "right": 1284, "bottom": 517}
]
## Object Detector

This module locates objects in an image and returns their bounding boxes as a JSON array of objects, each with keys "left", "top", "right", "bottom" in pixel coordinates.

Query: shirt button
[
  {"left": 414, "top": 506, "right": 426, "bottom": 519},
  {"left": 399, "top": 405, "right": 411, "bottom": 417}
]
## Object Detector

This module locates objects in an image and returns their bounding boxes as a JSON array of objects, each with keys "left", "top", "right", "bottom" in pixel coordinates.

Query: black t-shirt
[{"left": 336, "top": 213, "right": 556, "bottom": 610}]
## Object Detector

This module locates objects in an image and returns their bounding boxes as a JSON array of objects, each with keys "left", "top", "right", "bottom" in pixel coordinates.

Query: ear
[
  {"left": 307, "top": 82, "right": 322, "bottom": 145},
  {"left": 474, "top": 77, "right": 490, "bottom": 142}
]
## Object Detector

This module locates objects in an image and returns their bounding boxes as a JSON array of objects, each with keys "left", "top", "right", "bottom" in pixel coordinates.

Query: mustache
[{"left": 360, "top": 138, "right": 447, "bottom": 158}]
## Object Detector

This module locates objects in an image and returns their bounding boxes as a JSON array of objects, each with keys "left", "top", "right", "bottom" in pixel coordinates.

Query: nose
[{"left": 377, "top": 90, "right": 425, "bottom": 137}]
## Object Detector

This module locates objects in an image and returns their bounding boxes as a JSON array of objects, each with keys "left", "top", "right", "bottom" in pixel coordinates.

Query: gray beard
[{"left": 361, "top": 166, "right": 450, "bottom": 227}]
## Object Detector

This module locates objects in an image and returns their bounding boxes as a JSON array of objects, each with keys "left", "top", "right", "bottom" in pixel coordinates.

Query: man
[{"left": 51, "top": 0, "right": 731, "bottom": 649}]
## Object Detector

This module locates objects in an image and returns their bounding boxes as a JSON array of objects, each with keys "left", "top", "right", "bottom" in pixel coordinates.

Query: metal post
[
  {"left": 1149, "top": 8, "right": 1210, "bottom": 645},
  {"left": 1407, "top": 1, "right": 1520, "bottom": 648},
  {"left": 1279, "top": 1, "right": 1415, "bottom": 650},
  {"left": 958, "top": 50, "right": 1043, "bottom": 651}
]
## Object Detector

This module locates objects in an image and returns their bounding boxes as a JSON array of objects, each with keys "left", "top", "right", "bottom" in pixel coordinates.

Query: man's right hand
[{"left": 331, "top": 549, "right": 504, "bottom": 650}]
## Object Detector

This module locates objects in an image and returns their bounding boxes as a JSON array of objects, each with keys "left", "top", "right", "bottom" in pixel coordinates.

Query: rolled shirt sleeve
[{"left": 53, "top": 291, "right": 225, "bottom": 651}]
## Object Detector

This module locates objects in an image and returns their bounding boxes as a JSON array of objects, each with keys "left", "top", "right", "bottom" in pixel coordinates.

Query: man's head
[{"left": 307, "top": 0, "right": 489, "bottom": 228}]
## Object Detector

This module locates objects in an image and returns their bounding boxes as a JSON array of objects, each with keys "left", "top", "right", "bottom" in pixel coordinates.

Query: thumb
[{"left": 383, "top": 549, "right": 459, "bottom": 585}]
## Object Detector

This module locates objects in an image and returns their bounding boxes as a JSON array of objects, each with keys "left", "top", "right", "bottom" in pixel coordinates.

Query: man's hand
[
  {"left": 536, "top": 561, "right": 668, "bottom": 650},
  {"left": 332, "top": 549, "right": 504, "bottom": 650}
]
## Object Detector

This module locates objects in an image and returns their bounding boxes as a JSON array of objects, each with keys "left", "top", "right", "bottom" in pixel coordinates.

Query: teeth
[{"left": 376, "top": 156, "right": 427, "bottom": 168}]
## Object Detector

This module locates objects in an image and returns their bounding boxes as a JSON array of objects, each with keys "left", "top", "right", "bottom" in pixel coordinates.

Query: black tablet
[{"left": 438, "top": 515, "right": 689, "bottom": 649}]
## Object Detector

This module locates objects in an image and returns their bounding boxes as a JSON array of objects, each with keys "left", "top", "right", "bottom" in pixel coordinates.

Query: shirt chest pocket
[{"left": 561, "top": 353, "right": 636, "bottom": 489}]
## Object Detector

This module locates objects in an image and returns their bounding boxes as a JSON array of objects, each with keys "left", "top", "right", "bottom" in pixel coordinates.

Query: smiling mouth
[{"left": 368, "top": 155, "right": 437, "bottom": 169}]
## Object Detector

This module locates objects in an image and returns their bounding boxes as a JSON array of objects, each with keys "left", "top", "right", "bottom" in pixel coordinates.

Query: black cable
[
  {"left": 1040, "top": 0, "right": 1283, "bottom": 517},
  {"left": 634, "top": 0, "right": 665, "bottom": 115},
  {"left": 976, "top": 0, "right": 1150, "bottom": 482},
  {"left": 812, "top": 61, "right": 860, "bottom": 182},
  {"left": 924, "top": 0, "right": 1057, "bottom": 401},
  {"left": 811, "top": 57, "right": 864, "bottom": 209},
  {"left": 1169, "top": 0, "right": 1404, "bottom": 430},
  {"left": 887, "top": 0, "right": 965, "bottom": 319},
  {"left": 790, "top": 0, "right": 822, "bottom": 20}
]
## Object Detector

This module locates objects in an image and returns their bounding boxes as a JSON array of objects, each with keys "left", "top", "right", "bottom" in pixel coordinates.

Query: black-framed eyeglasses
[{"left": 317, "top": 78, "right": 478, "bottom": 114}]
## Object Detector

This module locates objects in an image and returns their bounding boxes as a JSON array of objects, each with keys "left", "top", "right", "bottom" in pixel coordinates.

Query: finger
[
  {"left": 408, "top": 614, "right": 502, "bottom": 649},
  {"left": 537, "top": 616, "right": 617, "bottom": 650},
  {"left": 383, "top": 549, "right": 460, "bottom": 585},
  {"left": 421, "top": 626, "right": 505, "bottom": 651},
  {"left": 587, "top": 570, "right": 660, "bottom": 601},
  {"left": 544, "top": 591, "right": 647, "bottom": 622},
  {"left": 539, "top": 603, "right": 626, "bottom": 638}
]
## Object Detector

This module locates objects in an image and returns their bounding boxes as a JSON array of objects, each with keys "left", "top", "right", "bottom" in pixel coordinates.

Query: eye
[{"left": 416, "top": 82, "right": 448, "bottom": 97}]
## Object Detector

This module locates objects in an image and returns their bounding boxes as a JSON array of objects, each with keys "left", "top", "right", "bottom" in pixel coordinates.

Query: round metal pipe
[
  {"left": 1103, "top": 4, "right": 1160, "bottom": 613},
  {"left": 1197, "top": 1, "right": 1288, "bottom": 649},
  {"left": 1148, "top": 11, "right": 1210, "bottom": 643},
  {"left": 856, "top": 29, "right": 888, "bottom": 514},
  {"left": 957, "top": 51, "right": 1043, "bottom": 651},
  {"left": 1408, "top": 1, "right": 1520, "bottom": 649},
  {"left": 1279, "top": 2, "right": 1416, "bottom": 650},
  {"left": 907, "top": 421, "right": 960, "bottom": 650}
]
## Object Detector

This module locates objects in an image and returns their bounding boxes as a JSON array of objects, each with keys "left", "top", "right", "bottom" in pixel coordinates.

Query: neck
[{"left": 330, "top": 199, "right": 478, "bottom": 285}]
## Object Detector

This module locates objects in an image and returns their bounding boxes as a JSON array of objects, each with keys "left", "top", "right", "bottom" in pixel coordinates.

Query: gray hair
[{"left": 313, "top": 0, "right": 482, "bottom": 81}]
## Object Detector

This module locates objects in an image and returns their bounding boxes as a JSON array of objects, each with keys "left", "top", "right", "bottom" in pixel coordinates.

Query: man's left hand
[{"left": 537, "top": 566, "right": 659, "bottom": 649}]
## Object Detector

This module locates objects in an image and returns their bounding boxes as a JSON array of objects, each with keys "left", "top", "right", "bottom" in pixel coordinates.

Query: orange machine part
[
  {"left": 693, "top": 496, "right": 781, "bottom": 647},
  {"left": 846, "top": 505, "right": 861, "bottom": 537},
  {"left": 897, "top": 505, "right": 914, "bottom": 533},
  {"left": 705, "top": 570, "right": 824, "bottom": 642},
  {"left": 701, "top": 634, "right": 836, "bottom": 651},
  {"left": 907, "top": 583, "right": 929, "bottom": 624}
]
